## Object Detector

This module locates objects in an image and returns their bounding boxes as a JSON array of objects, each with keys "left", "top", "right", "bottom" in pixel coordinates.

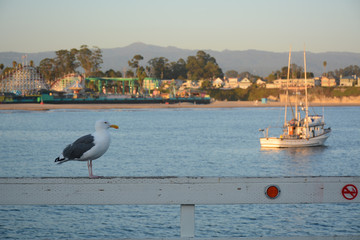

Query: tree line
[
  {"left": 38, "top": 45, "right": 103, "bottom": 85},
  {"left": 0, "top": 46, "right": 224, "bottom": 87},
  {"left": 1, "top": 45, "right": 359, "bottom": 87}
]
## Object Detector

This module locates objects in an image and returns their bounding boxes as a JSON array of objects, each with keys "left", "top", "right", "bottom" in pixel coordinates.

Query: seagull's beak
[{"left": 110, "top": 124, "right": 119, "bottom": 129}]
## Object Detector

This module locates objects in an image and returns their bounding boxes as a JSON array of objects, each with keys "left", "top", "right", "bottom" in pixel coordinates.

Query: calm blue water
[{"left": 0, "top": 106, "right": 359, "bottom": 239}]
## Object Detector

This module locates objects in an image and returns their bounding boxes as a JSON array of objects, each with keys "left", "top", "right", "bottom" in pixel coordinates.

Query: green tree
[
  {"left": 186, "top": 55, "right": 202, "bottom": 80},
  {"left": 38, "top": 58, "right": 55, "bottom": 85},
  {"left": 204, "top": 61, "right": 222, "bottom": 79},
  {"left": 128, "top": 54, "right": 147, "bottom": 93},
  {"left": 168, "top": 58, "right": 187, "bottom": 79},
  {"left": 225, "top": 70, "right": 238, "bottom": 78},
  {"left": 105, "top": 69, "right": 122, "bottom": 77},
  {"left": 91, "top": 46, "right": 103, "bottom": 74},
  {"left": 275, "top": 64, "right": 312, "bottom": 79},
  {"left": 128, "top": 54, "right": 144, "bottom": 70},
  {"left": 267, "top": 72, "right": 277, "bottom": 82},
  {"left": 148, "top": 57, "right": 169, "bottom": 79},
  {"left": 76, "top": 45, "right": 103, "bottom": 76},
  {"left": 53, "top": 49, "right": 79, "bottom": 77},
  {"left": 125, "top": 70, "right": 134, "bottom": 77},
  {"left": 77, "top": 45, "right": 93, "bottom": 76},
  {"left": 201, "top": 80, "right": 212, "bottom": 89},
  {"left": 186, "top": 51, "right": 223, "bottom": 80},
  {"left": 137, "top": 66, "right": 147, "bottom": 92}
]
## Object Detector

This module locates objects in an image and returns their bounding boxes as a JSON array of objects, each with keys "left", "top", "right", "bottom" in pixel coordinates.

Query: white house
[
  {"left": 321, "top": 76, "right": 337, "bottom": 87},
  {"left": 238, "top": 78, "right": 252, "bottom": 89},
  {"left": 228, "top": 78, "right": 239, "bottom": 88},
  {"left": 212, "top": 78, "right": 224, "bottom": 88},
  {"left": 340, "top": 75, "right": 357, "bottom": 87},
  {"left": 256, "top": 78, "right": 266, "bottom": 86}
]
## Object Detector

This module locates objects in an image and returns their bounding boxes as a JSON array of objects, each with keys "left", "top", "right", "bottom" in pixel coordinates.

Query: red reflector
[{"left": 265, "top": 185, "right": 280, "bottom": 199}]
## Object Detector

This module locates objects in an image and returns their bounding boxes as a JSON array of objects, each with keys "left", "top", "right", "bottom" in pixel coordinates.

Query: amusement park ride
[
  {"left": 0, "top": 64, "right": 210, "bottom": 104},
  {"left": 0, "top": 65, "right": 48, "bottom": 95}
]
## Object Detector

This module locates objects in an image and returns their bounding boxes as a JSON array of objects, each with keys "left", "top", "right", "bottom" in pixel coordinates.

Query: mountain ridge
[{"left": 1, "top": 42, "right": 360, "bottom": 77}]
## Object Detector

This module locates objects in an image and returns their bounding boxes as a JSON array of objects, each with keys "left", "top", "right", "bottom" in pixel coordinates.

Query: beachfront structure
[
  {"left": 265, "top": 82, "right": 278, "bottom": 89},
  {"left": 52, "top": 75, "right": 146, "bottom": 95},
  {"left": 50, "top": 73, "right": 84, "bottom": 92},
  {"left": 0, "top": 65, "right": 48, "bottom": 95},
  {"left": 180, "top": 80, "right": 200, "bottom": 90},
  {"left": 266, "top": 78, "right": 315, "bottom": 89},
  {"left": 143, "top": 78, "right": 161, "bottom": 91}
]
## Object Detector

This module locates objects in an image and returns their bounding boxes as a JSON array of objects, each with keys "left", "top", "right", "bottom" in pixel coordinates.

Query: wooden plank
[
  {"left": 180, "top": 204, "right": 195, "bottom": 237},
  {"left": 113, "top": 237, "right": 360, "bottom": 240},
  {"left": 0, "top": 177, "right": 359, "bottom": 205}
]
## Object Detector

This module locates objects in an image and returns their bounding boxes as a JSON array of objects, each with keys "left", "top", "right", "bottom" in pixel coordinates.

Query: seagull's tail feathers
[{"left": 55, "top": 154, "right": 70, "bottom": 164}]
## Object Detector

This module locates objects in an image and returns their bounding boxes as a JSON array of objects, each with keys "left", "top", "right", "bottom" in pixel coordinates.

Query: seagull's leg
[
  {"left": 88, "top": 160, "right": 101, "bottom": 179},
  {"left": 87, "top": 160, "right": 92, "bottom": 177}
]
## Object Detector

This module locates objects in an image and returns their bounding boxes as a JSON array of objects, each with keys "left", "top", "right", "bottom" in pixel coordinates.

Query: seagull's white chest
[{"left": 81, "top": 130, "right": 111, "bottom": 161}]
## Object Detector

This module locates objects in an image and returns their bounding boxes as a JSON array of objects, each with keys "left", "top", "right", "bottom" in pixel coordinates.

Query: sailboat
[{"left": 259, "top": 48, "right": 331, "bottom": 148}]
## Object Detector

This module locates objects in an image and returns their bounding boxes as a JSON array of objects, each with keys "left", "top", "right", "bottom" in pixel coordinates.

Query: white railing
[{"left": 1, "top": 176, "right": 359, "bottom": 239}]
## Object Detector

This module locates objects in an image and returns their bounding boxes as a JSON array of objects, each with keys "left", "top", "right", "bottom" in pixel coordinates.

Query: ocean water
[{"left": 0, "top": 106, "right": 359, "bottom": 239}]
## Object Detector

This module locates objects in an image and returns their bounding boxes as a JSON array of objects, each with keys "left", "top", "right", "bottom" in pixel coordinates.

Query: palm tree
[{"left": 323, "top": 61, "right": 327, "bottom": 76}]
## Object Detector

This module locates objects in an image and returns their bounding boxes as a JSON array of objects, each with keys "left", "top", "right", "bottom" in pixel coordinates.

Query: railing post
[{"left": 180, "top": 204, "right": 195, "bottom": 238}]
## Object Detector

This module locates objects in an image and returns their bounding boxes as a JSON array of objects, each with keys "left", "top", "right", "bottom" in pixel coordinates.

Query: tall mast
[
  {"left": 284, "top": 47, "right": 291, "bottom": 126},
  {"left": 304, "top": 46, "right": 309, "bottom": 134}
]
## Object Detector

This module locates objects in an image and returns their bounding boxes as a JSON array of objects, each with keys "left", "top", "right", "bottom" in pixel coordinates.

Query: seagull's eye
[{"left": 104, "top": 122, "right": 108, "bottom": 124}]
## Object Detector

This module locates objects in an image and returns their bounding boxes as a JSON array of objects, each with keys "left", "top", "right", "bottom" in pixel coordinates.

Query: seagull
[{"left": 55, "top": 120, "right": 119, "bottom": 178}]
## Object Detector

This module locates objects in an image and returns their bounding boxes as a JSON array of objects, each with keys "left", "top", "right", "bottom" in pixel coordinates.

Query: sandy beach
[{"left": 1, "top": 100, "right": 359, "bottom": 111}]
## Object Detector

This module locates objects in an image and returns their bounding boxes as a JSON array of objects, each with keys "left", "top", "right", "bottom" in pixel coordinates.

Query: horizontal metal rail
[{"left": 1, "top": 176, "right": 359, "bottom": 239}]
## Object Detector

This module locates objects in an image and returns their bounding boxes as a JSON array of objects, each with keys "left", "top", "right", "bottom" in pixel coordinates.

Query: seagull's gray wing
[{"left": 62, "top": 134, "right": 95, "bottom": 160}]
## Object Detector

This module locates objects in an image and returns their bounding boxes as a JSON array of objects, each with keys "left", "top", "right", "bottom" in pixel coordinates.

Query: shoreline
[{"left": 1, "top": 101, "right": 360, "bottom": 111}]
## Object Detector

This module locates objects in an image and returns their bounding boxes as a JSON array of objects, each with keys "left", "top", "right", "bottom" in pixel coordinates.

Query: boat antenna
[{"left": 284, "top": 46, "right": 291, "bottom": 126}]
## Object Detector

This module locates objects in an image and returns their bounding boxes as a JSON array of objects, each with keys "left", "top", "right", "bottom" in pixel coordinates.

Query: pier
[{"left": 1, "top": 176, "right": 359, "bottom": 239}]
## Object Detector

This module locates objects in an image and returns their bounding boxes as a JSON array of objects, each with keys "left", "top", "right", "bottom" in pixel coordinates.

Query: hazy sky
[{"left": 1, "top": 0, "right": 359, "bottom": 53}]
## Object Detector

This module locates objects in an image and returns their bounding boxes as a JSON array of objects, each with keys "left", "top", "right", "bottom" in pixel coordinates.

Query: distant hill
[{"left": 1, "top": 42, "right": 360, "bottom": 77}]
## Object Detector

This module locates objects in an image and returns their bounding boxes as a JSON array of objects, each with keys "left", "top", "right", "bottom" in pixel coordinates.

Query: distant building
[
  {"left": 266, "top": 78, "right": 315, "bottom": 89},
  {"left": 256, "top": 78, "right": 266, "bottom": 87},
  {"left": 143, "top": 78, "right": 161, "bottom": 91},
  {"left": 265, "top": 83, "right": 280, "bottom": 89},
  {"left": 313, "top": 77, "right": 321, "bottom": 87},
  {"left": 238, "top": 78, "right": 252, "bottom": 89},
  {"left": 163, "top": 79, "right": 184, "bottom": 90},
  {"left": 212, "top": 78, "right": 224, "bottom": 88},
  {"left": 321, "top": 76, "right": 337, "bottom": 87},
  {"left": 228, "top": 78, "right": 239, "bottom": 88},
  {"left": 179, "top": 80, "right": 199, "bottom": 90},
  {"left": 339, "top": 75, "right": 357, "bottom": 87}
]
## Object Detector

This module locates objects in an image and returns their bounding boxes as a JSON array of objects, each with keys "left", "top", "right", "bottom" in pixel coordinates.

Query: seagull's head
[{"left": 95, "top": 120, "right": 119, "bottom": 131}]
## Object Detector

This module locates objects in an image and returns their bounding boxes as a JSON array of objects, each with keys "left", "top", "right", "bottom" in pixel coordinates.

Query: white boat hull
[{"left": 260, "top": 131, "right": 331, "bottom": 148}]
